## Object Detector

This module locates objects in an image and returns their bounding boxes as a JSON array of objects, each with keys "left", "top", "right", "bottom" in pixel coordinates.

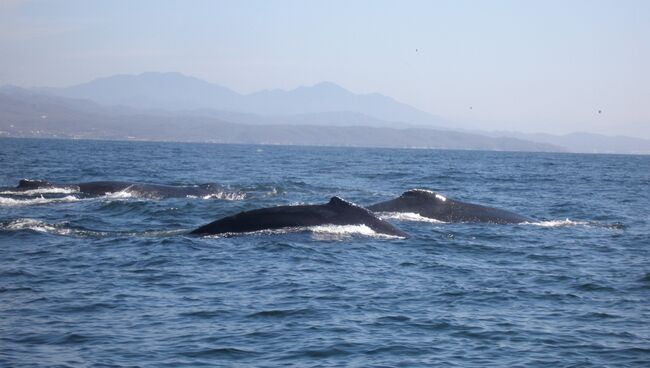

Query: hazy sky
[{"left": 1, "top": 0, "right": 649, "bottom": 137}]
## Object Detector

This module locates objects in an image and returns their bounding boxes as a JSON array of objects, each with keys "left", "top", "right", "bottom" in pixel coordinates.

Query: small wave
[
  {"left": 186, "top": 191, "right": 246, "bottom": 200},
  {"left": 181, "top": 347, "right": 257, "bottom": 358},
  {"left": 204, "top": 224, "right": 404, "bottom": 239},
  {"left": 0, "top": 195, "right": 80, "bottom": 207},
  {"left": 603, "top": 222, "right": 627, "bottom": 230},
  {"left": 247, "top": 308, "right": 313, "bottom": 318},
  {"left": 1, "top": 219, "right": 193, "bottom": 238},
  {"left": 266, "top": 187, "right": 279, "bottom": 196},
  {"left": 310, "top": 224, "right": 404, "bottom": 239},
  {"left": 525, "top": 219, "right": 625, "bottom": 229},
  {"left": 2, "top": 218, "right": 73, "bottom": 236},
  {"left": 378, "top": 212, "right": 445, "bottom": 223},
  {"left": 525, "top": 219, "right": 589, "bottom": 227},
  {"left": 103, "top": 190, "right": 136, "bottom": 199},
  {"left": 575, "top": 282, "right": 617, "bottom": 292},
  {"left": 376, "top": 315, "right": 411, "bottom": 322},
  {"left": 178, "top": 310, "right": 228, "bottom": 319},
  {"left": 1, "top": 218, "right": 108, "bottom": 237},
  {"left": 0, "top": 187, "right": 79, "bottom": 195},
  {"left": 310, "top": 224, "right": 388, "bottom": 237}
]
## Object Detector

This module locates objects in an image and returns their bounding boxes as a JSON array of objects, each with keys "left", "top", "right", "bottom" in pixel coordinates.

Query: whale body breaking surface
[
  {"left": 191, "top": 196, "right": 409, "bottom": 238},
  {"left": 2, "top": 179, "right": 235, "bottom": 199},
  {"left": 2, "top": 179, "right": 534, "bottom": 237},
  {"left": 368, "top": 189, "right": 533, "bottom": 224}
]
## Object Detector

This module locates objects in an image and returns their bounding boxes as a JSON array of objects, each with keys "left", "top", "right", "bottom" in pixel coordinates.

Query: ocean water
[{"left": 1, "top": 138, "right": 649, "bottom": 367}]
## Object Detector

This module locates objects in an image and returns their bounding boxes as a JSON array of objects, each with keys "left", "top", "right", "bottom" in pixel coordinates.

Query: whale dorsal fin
[
  {"left": 328, "top": 196, "right": 352, "bottom": 206},
  {"left": 328, "top": 196, "right": 365, "bottom": 210}
]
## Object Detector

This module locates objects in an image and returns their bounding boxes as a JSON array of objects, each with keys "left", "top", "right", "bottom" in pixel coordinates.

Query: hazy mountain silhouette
[
  {"left": 243, "top": 81, "right": 441, "bottom": 125},
  {"left": 4, "top": 82, "right": 648, "bottom": 154},
  {"left": 41, "top": 72, "right": 446, "bottom": 126},
  {"left": 40, "top": 72, "right": 241, "bottom": 111},
  {"left": 0, "top": 87, "right": 561, "bottom": 151}
]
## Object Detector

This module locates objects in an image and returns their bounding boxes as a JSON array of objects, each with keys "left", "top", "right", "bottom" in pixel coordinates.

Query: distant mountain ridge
[
  {"left": 0, "top": 88, "right": 562, "bottom": 152},
  {"left": 41, "top": 72, "right": 446, "bottom": 127},
  {"left": 3, "top": 77, "right": 649, "bottom": 154}
]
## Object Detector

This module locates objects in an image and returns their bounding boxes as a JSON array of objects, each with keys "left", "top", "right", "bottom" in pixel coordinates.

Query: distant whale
[
  {"left": 191, "top": 196, "right": 409, "bottom": 237},
  {"left": 3, "top": 179, "right": 234, "bottom": 199},
  {"left": 368, "top": 189, "right": 533, "bottom": 224}
]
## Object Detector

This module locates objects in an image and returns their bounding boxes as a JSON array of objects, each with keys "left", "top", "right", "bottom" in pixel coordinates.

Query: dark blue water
[{"left": 1, "top": 138, "right": 649, "bottom": 367}]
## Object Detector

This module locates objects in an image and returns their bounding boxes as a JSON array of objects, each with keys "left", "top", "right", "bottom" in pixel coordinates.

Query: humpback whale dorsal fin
[{"left": 328, "top": 196, "right": 357, "bottom": 208}]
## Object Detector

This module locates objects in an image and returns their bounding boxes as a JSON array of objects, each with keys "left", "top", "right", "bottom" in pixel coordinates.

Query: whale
[
  {"left": 367, "top": 189, "right": 533, "bottom": 224},
  {"left": 2, "top": 179, "right": 233, "bottom": 199},
  {"left": 191, "top": 196, "right": 409, "bottom": 237}
]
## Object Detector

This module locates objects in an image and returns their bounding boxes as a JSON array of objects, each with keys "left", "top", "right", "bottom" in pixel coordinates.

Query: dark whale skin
[
  {"left": 368, "top": 189, "right": 533, "bottom": 224},
  {"left": 191, "top": 196, "right": 409, "bottom": 237}
]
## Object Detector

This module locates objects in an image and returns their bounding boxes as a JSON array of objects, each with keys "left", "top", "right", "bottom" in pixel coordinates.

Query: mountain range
[
  {"left": 0, "top": 84, "right": 559, "bottom": 151},
  {"left": 40, "top": 72, "right": 445, "bottom": 127},
  {"left": 1, "top": 72, "right": 649, "bottom": 154}
]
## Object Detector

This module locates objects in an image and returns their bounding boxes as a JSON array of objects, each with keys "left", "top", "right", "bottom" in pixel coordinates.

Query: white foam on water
[
  {"left": 310, "top": 224, "right": 376, "bottom": 236},
  {"left": 310, "top": 224, "right": 404, "bottom": 239},
  {"left": 0, "top": 195, "right": 80, "bottom": 207},
  {"left": 203, "top": 191, "right": 246, "bottom": 200},
  {"left": 524, "top": 219, "right": 589, "bottom": 227},
  {"left": 186, "top": 191, "right": 246, "bottom": 200},
  {"left": 3, "top": 218, "right": 73, "bottom": 235},
  {"left": 378, "top": 212, "right": 446, "bottom": 223},
  {"left": 202, "top": 227, "right": 296, "bottom": 238},
  {"left": 2, "top": 218, "right": 111, "bottom": 237},
  {"left": 0, "top": 187, "right": 79, "bottom": 195},
  {"left": 103, "top": 190, "right": 135, "bottom": 199},
  {"left": 203, "top": 224, "right": 404, "bottom": 239}
]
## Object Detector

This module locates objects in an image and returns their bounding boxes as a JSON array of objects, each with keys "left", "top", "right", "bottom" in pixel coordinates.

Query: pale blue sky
[{"left": 1, "top": 0, "right": 648, "bottom": 137}]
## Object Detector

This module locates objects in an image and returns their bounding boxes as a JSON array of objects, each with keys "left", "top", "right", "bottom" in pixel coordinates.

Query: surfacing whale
[
  {"left": 368, "top": 189, "right": 532, "bottom": 224},
  {"left": 191, "top": 196, "right": 409, "bottom": 237},
  {"left": 3, "top": 179, "right": 232, "bottom": 199}
]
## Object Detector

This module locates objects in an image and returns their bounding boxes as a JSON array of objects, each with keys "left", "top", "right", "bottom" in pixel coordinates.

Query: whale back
[
  {"left": 191, "top": 196, "right": 408, "bottom": 237},
  {"left": 368, "top": 189, "right": 532, "bottom": 224},
  {"left": 18, "top": 179, "right": 52, "bottom": 190},
  {"left": 368, "top": 189, "right": 449, "bottom": 216},
  {"left": 77, "top": 181, "right": 134, "bottom": 195},
  {"left": 72, "top": 181, "right": 230, "bottom": 198}
]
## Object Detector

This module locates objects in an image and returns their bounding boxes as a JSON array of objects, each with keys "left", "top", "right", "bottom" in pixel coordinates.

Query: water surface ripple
[{"left": 1, "top": 138, "right": 649, "bottom": 367}]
